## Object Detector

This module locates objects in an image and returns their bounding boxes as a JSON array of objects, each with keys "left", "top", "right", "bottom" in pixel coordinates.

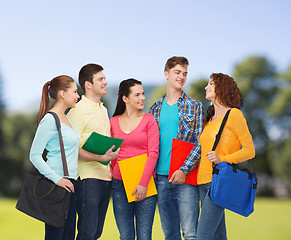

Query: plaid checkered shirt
[{"left": 149, "top": 91, "right": 204, "bottom": 175}]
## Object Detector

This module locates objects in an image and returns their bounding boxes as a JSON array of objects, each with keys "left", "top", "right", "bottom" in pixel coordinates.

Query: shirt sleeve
[
  {"left": 67, "top": 107, "right": 85, "bottom": 138},
  {"left": 139, "top": 114, "right": 160, "bottom": 187},
  {"left": 220, "top": 109, "right": 255, "bottom": 164},
  {"left": 29, "top": 114, "right": 62, "bottom": 183},
  {"left": 180, "top": 102, "right": 205, "bottom": 175},
  {"left": 148, "top": 105, "right": 154, "bottom": 115}
]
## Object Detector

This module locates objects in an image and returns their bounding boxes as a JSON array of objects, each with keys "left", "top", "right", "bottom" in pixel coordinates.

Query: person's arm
[
  {"left": 170, "top": 102, "right": 204, "bottom": 184},
  {"left": 68, "top": 108, "right": 119, "bottom": 163},
  {"left": 29, "top": 115, "right": 62, "bottom": 184},
  {"left": 78, "top": 146, "right": 119, "bottom": 162},
  {"left": 181, "top": 102, "right": 204, "bottom": 174},
  {"left": 220, "top": 109, "right": 255, "bottom": 163},
  {"left": 133, "top": 115, "right": 160, "bottom": 201},
  {"left": 139, "top": 115, "right": 160, "bottom": 187}
]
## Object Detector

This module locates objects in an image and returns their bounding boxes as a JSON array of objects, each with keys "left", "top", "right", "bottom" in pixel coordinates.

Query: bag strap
[
  {"left": 211, "top": 109, "right": 257, "bottom": 180},
  {"left": 47, "top": 112, "right": 69, "bottom": 177},
  {"left": 212, "top": 109, "right": 231, "bottom": 151}
]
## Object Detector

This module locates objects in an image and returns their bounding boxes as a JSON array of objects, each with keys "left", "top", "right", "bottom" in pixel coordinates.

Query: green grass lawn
[{"left": 0, "top": 197, "right": 291, "bottom": 239}]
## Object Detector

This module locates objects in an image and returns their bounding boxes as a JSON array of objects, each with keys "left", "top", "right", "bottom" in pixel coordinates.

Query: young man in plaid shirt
[{"left": 149, "top": 56, "right": 204, "bottom": 240}]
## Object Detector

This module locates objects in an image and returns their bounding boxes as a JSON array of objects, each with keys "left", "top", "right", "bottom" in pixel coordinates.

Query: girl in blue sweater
[{"left": 29, "top": 75, "right": 80, "bottom": 240}]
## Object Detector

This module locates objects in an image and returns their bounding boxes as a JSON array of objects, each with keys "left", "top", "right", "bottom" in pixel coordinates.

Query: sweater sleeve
[
  {"left": 139, "top": 114, "right": 160, "bottom": 187},
  {"left": 29, "top": 114, "right": 62, "bottom": 183},
  {"left": 220, "top": 109, "right": 255, "bottom": 164}
]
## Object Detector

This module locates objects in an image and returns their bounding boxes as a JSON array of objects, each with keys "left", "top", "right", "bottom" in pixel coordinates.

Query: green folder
[{"left": 82, "top": 132, "right": 124, "bottom": 166}]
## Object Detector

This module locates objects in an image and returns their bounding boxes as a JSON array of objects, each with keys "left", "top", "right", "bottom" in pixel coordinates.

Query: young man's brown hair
[
  {"left": 164, "top": 56, "right": 189, "bottom": 72},
  {"left": 78, "top": 63, "right": 104, "bottom": 92}
]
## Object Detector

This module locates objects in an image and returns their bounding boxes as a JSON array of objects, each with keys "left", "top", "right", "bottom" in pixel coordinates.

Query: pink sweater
[{"left": 110, "top": 113, "right": 159, "bottom": 187}]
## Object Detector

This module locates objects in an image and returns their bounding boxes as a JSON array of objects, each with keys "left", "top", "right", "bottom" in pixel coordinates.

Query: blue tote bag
[{"left": 209, "top": 110, "right": 257, "bottom": 217}]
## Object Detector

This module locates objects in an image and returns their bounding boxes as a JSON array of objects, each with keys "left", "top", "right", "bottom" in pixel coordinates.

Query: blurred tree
[
  {"left": 147, "top": 84, "right": 167, "bottom": 110},
  {"left": 0, "top": 73, "right": 4, "bottom": 160},
  {"left": 0, "top": 73, "right": 6, "bottom": 196},
  {"left": 3, "top": 113, "right": 37, "bottom": 167},
  {"left": 1, "top": 113, "right": 37, "bottom": 196},
  {"left": 187, "top": 78, "right": 210, "bottom": 108},
  {"left": 268, "top": 139, "right": 291, "bottom": 184},
  {"left": 77, "top": 84, "right": 84, "bottom": 98},
  {"left": 233, "top": 56, "right": 277, "bottom": 177},
  {"left": 267, "top": 64, "right": 291, "bottom": 185},
  {"left": 268, "top": 65, "right": 291, "bottom": 122}
]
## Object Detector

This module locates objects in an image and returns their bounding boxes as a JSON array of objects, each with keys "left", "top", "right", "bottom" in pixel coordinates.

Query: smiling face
[
  {"left": 205, "top": 77, "right": 216, "bottom": 102},
  {"left": 88, "top": 71, "right": 108, "bottom": 97},
  {"left": 123, "top": 84, "right": 145, "bottom": 110},
  {"left": 62, "top": 81, "right": 79, "bottom": 108},
  {"left": 164, "top": 64, "right": 188, "bottom": 91}
]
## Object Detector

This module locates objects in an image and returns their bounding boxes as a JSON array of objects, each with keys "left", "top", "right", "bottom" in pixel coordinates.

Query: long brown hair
[
  {"left": 206, "top": 73, "right": 243, "bottom": 123},
  {"left": 37, "top": 75, "right": 75, "bottom": 124}
]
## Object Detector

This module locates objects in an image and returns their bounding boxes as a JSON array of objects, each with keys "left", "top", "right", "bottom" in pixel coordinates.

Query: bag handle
[{"left": 47, "top": 112, "right": 69, "bottom": 177}]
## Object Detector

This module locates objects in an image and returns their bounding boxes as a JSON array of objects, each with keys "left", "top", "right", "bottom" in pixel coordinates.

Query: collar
[{"left": 82, "top": 95, "right": 103, "bottom": 108}]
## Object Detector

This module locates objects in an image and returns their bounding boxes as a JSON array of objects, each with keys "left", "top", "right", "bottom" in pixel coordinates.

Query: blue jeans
[
  {"left": 197, "top": 183, "right": 227, "bottom": 240},
  {"left": 112, "top": 179, "right": 157, "bottom": 240},
  {"left": 76, "top": 178, "right": 112, "bottom": 240},
  {"left": 45, "top": 180, "right": 77, "bottom": 240},
  {"left": 155, "top": 175, "right": 200, "bottom": 240}
]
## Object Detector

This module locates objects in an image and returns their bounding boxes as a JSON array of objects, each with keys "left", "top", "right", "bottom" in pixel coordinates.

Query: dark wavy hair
[
  {"left": 112, "top": 78, "right": 142, "bottom": 117},
  {"left": 206, "top": 73, "right": 243, "bottom": 122}
]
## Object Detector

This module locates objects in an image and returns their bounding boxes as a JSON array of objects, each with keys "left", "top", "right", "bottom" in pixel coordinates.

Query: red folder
[{"left": 169, "top": 138, "right": 198, "bottom": 186}]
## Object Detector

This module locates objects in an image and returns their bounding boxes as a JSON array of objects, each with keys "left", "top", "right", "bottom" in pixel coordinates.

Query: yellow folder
[{"left": 118, "top": 154, "right": 157, "bottom": 203}]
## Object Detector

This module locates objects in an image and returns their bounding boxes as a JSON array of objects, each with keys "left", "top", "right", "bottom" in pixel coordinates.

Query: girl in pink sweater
[{"left": 110, "top": 78, "right": 159, "bottom": 240}]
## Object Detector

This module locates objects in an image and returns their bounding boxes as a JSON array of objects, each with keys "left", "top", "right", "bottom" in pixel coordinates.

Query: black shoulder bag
[{"left": 16, "top": 112, "right": 72, "bottom": 227}]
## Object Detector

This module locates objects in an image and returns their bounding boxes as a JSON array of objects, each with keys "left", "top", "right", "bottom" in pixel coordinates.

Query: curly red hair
[{"left": 206, "top": 73, "right": 243, "bottom": 122}]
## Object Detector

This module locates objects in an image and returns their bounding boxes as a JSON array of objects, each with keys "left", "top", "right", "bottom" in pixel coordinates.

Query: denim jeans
[
  {"left": 45, "top": 180, "right": 77, "bottom": 240},
  {"left": 76, "top": 178, "right": 112, "bottom": 240},
  {"left": 155, "top": 175, "right": 200, "bottom": 240},
  {"left": 112, "top": 178, "right": 157, "bottom": 240},
  {"left": 197, "top": 183, "right": 227, "bottom": 240}
]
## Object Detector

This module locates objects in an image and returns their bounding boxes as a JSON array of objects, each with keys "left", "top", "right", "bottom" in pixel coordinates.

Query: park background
[{"left": 1, "top": 0, "right": 291, "bottom": 239}]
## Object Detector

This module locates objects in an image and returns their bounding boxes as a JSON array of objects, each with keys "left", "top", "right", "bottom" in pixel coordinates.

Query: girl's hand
[
  {"left": 206, "top": 151, "right": 221, "bottom": 164},
  {"left": 132, "top": 184, "right": 147, "bottom": 202},
  {"left": 56, "top": 178, "right": 74, "bottom": 192}
]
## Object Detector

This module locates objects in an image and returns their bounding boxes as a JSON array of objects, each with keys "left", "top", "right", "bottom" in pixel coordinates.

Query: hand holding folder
[
  {"left": 118, "top": 154, "right": 157, "bottom": 202},
  {"left": 169, "top": 138, "right": 198, "bottom": 185},
  {"left": 82, "top": 132, "right": 124, "bottom": 166}
]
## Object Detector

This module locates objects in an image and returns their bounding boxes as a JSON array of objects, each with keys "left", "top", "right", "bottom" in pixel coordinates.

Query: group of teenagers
[{"left": 29, "top": 56, "right": 255, "bottom": 240}]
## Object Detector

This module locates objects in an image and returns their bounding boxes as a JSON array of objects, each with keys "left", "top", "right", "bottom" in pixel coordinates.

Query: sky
[{"left": 0, "top": 0, "right": 291, "bottom": 111}]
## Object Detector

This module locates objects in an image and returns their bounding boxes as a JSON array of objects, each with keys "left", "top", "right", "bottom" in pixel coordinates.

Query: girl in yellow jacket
[{"left": 197, "top": 73, "right": 255, "bottom": 240}]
